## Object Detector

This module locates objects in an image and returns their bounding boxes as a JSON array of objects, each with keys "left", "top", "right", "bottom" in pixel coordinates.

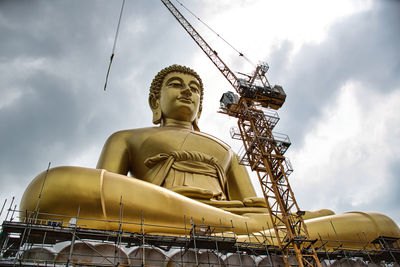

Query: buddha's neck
[{"left": 162, "top": 118, "right": 193, "bottom": 130}]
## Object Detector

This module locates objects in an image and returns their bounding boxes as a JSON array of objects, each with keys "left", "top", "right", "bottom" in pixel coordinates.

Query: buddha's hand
[{"left": 243, "top": 197, "right": 267, "bottom": 208}]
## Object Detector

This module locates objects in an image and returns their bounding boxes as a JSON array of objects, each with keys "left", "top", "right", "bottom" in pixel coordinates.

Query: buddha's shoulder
[
  {"left": 106, "top": 127, "right": 232, "bottom": 151},
  {"left": 191, "top": 131, "right": 231, "bottom": 151},
  {"left": 105, "top": 127, "right": 161, "bottom": 142}
]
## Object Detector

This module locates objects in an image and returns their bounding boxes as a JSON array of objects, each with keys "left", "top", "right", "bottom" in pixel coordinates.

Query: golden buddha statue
[{"left": 20, "top": 65, "right": 400, "bottom": 249}]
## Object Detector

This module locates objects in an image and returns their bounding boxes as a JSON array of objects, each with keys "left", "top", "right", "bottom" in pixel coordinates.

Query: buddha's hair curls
[{"left": 149, "top": 64, "right": 204, "bottom": 108}]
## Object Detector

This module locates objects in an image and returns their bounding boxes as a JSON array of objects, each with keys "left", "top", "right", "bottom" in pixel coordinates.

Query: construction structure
[
  {"left": 1, "top": 201, "right": 400, "bottom": 266},
  {"left": 161, "top": 0, "right": 320, "bottom": 266}
]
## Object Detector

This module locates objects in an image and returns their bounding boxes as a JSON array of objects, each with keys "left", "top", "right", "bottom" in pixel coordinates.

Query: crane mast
[{"left": 161, "top": 1, "right": 322, "bottom": 266}]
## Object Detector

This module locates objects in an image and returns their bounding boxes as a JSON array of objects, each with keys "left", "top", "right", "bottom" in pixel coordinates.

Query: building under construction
[{"left": 0, "top": 201, "right": 399, "bottom": 266}]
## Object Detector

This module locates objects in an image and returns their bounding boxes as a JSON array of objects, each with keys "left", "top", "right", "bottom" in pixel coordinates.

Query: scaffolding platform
[{"left": 1, "top": 216, "right": 399, "bottom": 266}]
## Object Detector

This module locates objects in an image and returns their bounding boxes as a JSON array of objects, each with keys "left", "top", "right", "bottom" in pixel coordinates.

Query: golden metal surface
[{"left": 20, "top": 65, "right": 400, "bottom": 248}]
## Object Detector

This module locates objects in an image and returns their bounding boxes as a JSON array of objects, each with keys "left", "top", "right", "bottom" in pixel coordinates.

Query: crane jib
[{"left": 160, "top": 0, "right": 285, "bottom": 110}]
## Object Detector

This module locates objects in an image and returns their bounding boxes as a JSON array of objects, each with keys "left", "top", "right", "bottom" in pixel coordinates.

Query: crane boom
[
  {"left": 161, "top": 0, "right": 286, "bottom": 110},
  {"left": 161, "top": 1, "right": 321, "bottom": 266},
  {"left": 161, "top": 0, "right": 239, "bottom": 90}
]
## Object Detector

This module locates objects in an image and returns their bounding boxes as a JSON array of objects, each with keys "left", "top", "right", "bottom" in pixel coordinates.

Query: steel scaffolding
[{"left": 0, "top": 202, "right": 399, "bottom": 266}]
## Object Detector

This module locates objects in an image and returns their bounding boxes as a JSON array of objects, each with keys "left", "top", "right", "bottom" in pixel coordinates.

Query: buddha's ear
[
  {"left": 193, "top": 108, "right": 202, "bottom": 131},
  {"left": 149, "top": 93, "right": 161, "bottom": 125}
]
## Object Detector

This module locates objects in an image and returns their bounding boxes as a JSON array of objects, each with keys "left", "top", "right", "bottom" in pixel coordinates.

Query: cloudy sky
[{"left": 1, "top": 0, "right": 399, "bottom": 226}]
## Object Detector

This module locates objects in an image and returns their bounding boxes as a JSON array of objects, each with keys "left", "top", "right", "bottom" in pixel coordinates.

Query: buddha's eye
[
  {"left": 168, "top": 81, "right": 183, "bottom": 88},
  {"left": 190, "top": 86, "right": 199, "bottom": 94}
]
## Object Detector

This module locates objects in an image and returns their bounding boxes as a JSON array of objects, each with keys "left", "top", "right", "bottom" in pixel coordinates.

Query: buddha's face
[{"left": 159, "top": 72, "right": 201, "bottom": 123}]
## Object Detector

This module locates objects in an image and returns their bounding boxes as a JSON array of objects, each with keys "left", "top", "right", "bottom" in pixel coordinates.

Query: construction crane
[{"left": 161, "top": 1, "right": 322, "bottom": 266}]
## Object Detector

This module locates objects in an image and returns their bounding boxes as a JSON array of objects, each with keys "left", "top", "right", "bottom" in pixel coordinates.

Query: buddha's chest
[{"left": 132, "top": 128, "right": 232, "bottom": 172}]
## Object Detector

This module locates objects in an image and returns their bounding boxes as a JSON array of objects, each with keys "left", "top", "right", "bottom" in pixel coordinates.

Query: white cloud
[
  {"left": 290, "top": 80, "right": 400, "bottom": 215},
  {"left": 196, "top": 0, "right": 373, "bottom": 65}
]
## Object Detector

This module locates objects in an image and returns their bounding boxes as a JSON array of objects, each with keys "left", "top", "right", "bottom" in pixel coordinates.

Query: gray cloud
[
  {"left": 270, "top": 0, "right": 400, "bottom": 145},
  {"left": 0, "top": 0, "right": 206, "bottom": 212},
  {"left": 264, "top": 0, "right": 400, "bottom": 224}
]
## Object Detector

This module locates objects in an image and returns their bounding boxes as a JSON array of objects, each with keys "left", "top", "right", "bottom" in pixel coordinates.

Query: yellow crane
[{"left": 161, "top": 1, "right": 322, "bottom": 266}]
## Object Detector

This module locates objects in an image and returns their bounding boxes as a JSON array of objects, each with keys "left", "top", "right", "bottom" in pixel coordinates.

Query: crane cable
[
  {"left": 174, "top": 0, "right": 256, "bottom": 67},
  {"left": 104, "top": 0, "right": 126, "bottom": 91}
]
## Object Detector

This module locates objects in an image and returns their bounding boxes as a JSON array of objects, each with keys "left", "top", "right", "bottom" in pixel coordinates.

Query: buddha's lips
[{"left": 177, "top": 97, "right": 193, "bottom": 103}]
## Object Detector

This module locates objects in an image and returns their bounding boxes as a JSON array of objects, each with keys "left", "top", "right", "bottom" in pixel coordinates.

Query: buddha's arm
[
  {"left": 227, "top": 154, "right": 266, "bottom": 206},
  {"left": 96, "top": 131, "right": 130, "bottom": 175}
]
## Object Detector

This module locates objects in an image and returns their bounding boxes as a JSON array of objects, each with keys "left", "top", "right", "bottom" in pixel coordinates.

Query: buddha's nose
[{"left": 181, "top": 86, "right": 192, "bottom": 96}]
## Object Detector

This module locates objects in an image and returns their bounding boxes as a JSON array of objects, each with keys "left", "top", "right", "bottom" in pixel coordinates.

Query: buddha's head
[{"left": 149, "top": 64, "right": 204, "bottom": 131}]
